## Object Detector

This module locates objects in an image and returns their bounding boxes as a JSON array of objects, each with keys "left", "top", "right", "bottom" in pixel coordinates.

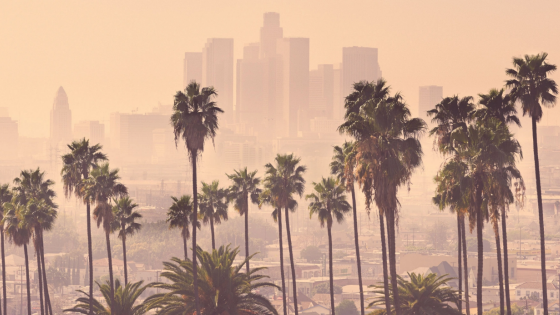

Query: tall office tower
[
  {"left": 50, "top": 86, "right": 72, "bottom": 145},
  {"left": 309, "top": 64, "right": 334, "bottom": 119},
  {"left": 236, "top": 43, "right": 264, "bottom": 127},
  {"left": 341, "top": 47, "right": 382, "bottom": 100},
  {"left": 276, "top": 38, "right": 310, "bottom": 137},
  {"left": 260, "top": 12, "right": 283, "bottom": 59},
  {"left": 202, "top": 38, "right": 234, "bottom": 123},
  {"left": 0, "top": 109, "right": 18, "bottom": 160},
  {"left": 183, "top": 52, "right": 203, "bottom": 89},
  {"left": 73, "top": 120, "right": 105, "bottom": 145},
  {"left": 332, "top": 65, "right": 343, "bottom": 120},
  {"left": 418, "top": 85, "right": 443, "bottom": 119}
]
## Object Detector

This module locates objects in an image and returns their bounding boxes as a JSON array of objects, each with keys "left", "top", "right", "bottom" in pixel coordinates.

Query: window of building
[
  {"left": 517, "top": 290, "right": 521, "bottom": 296},
  {"left": 552, "top": 291, "right": 555, "bottom": 298}
]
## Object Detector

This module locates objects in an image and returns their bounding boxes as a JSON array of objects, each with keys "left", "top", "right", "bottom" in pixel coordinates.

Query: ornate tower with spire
[{"left": 50, "top": 86, "right": 72, "bottom": 144}]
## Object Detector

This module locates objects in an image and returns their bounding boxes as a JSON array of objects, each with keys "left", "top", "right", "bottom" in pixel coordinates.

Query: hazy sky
[{"left": 1, "top": 0, "right": 559, "bottom": 137}]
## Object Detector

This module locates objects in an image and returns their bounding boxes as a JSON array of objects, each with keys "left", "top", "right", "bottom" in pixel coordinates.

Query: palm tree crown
[
  {"left": 113, "top": 197, "right": 142, "bottom": 241},
  {"left": 227, "top": 168, "right": 261, "bottom": 216},
  {"left": 307, "top": 177, "right": 351, "bottom": 229},
  {"left": 199, "top": 181, "right": 229, "bottom": 226},
  {"left": 61, "top": 138, "right": 108, "bottom": 197}
]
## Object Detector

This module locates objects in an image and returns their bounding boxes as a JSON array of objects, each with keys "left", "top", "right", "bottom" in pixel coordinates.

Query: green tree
[
  {"left": 227, "top": 167, "right": 261, "bottom": 275},
  {"left": 46, "top": 266, "right": 70, "bottom": 293},
  {"left": 198, "top": 180, "right": 228, "bottom": 250},
  {"left": 146, "top": 245, "right": 279, "bottom": 315},
  {"left": 64, "top": 280, "right": 148, "bottom": 314},
  {"left": 307, "top": 177, "right": 352, "bottom": 315},
  {"left": 340, "top": 79, "right": 426, "bottom": 315},
  {"left": 300, "top": 245, "right": 322, "bottom": 262},
  {"left": 82, "top": 163, "right": 127, "bottom": 313},
  {"left": 0, "top": 184, "right": 11, "bottom": 315},
  {"left": 112, "top": 197, "right": 142, "bottom": 285},
  {"left": 167, "top": 195, "right": 200, "bottom": 260},
  {"left": 331, "top": 141, "right": 365, "bottom": 315},
  {"left": 61, "top": 138, "right": 108, "bottom": 314},
  {"left": 336, "top": 300, "right": 359, "bottom": 315},
  {"left": 171, "top": 81, "right": 223, "bottom": 315},
  {"left": 312, "top": 283, "right": 343, "bottom": 296},
  {"left": 263, "top": 153, "right": 307, "bottom": 315},
  {"left": 368, "top": 273, "right": 461, "bottom": 315},
  {"left": 506, "top": 52, "right": 557, "bottom": 315}
]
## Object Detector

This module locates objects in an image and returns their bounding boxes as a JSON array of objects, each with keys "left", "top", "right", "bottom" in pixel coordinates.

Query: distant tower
[
  {"left": 202, "top": 38, "right": 234, "bottom": 123},
  {"left": 419, "top": 85, "right": 443, "bottom": 119},
  {"left": 260, "top": 12, "right": 283, "bottom": 59},
  {"left": 183, "top": 52, "right": 202, "bottom": 89},
  {"left": 341, "top": 47, "right": 382, "bottom": 100},
  {"left": 50, "top": 86, "right": 72, "bottom": 145}
]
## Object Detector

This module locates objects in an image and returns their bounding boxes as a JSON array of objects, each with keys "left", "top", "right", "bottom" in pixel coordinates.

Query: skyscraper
[
  {"left": 418, "top": 85, "right": 443, "bottom": 118},
  {"left": 341, "top": 47, "right": 382, "bottom": 100},
  {"left": 183, "top": 52, "right": 202, "bottom": 89},
  {"left": 276, "top": 38, "right": 310, "bottom": 137},
  {"left": 202, "top": 38, "right": 234, "bottom": 123},
  {"left": 260, "top": 12, "right": 283, "bottom": 59},
  {"left": 236, "top": 43, "right": 264, "bottom": 126},
  {"left": 0, "top": 109, "right": 18, "bottom": 160},
  {"left": 309, "top": 64, "right": 334, "bottom": 119},
  {"left": 74, "top": 120, "right": 105, "bottom": 145},
  {"left": 50, "top": 86, "right": 72, "bottom": 145}
]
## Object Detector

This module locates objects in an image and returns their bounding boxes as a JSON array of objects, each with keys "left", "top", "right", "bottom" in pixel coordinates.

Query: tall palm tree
[
  {"left": 61, "top": 138, "right": 107, "bottom": 314},
  {"left": 330, "top": 141, "right": 365, "bottom": 315},
  {"left": 3, "top": 201, "right": 32, "bottom": 315},
  {"left": 171, "top": 81, "right": 223, "bottom": 314},
  {"left": 307, "top": 177, "right": 351, "bottom": 315},
  {"left": 427, "top": 95, "right": 475, "bottom": 315},
  {"left": 263, "top": 154, "right": 306, "bottom": 315},
  {"left": 340, "top": 83, "right": 425, "bottom": 315},
  {"left": 112, "top": 197, "right": 142, "bottom": 285},
  {"left": 506, "top": 53, "right": 557, "bottom": 315},
  {"left": 82, "top": 163, "right": 127, "bottom": 314},
  {"left": 167, "top": 195, "right": 200, "bottom": 260},
  {"left": 227, "top": 167, "right": 261, "bottom": 274},
  {"left": 0, "top": 184, "right": 12, "bottom": 315},
  {"left": 198, "top": 180, "right": 228, "bottom": 250},
  {"left": 146, "top": 245, "right": 279, "bottom": 315},
  {"left": 64, "top": 280, "right": 148, "bottom": 314},
  {"left": 368, "top": 272, "right": 462, "bottom": 315}
]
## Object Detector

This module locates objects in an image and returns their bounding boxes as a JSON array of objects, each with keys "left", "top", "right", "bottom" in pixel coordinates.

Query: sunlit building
[
  {"left": 342, "top": 47, "right": 382, "bottom": 101},
  {"left": 202, "top": 38, "right": 234, "bottom": 124},
  {"left": 73, "top": 120, "right": 105, "bottom": 145},
  {"left": 183, "top": 52, "right": 202, "bottom": 89},
  {"left": 309, "top": 64, "right": 334, "bottom": 119},
  {"left": 50, "top": 86, "right": 72, "bottom": 145}
]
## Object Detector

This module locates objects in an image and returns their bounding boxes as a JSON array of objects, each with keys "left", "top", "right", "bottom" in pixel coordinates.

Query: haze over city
[{"left": 0, "top": 1, "right": 560, "bottom": 315}]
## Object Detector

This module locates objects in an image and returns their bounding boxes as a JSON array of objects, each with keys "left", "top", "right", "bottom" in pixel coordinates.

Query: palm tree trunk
[
  {"left": 245, "top": 196, "right": 250, "bottom": 275},
  {"left": 327, "top": 224, "right": 336, "bottom": 315},
  {"left": 1, "top": 227, "right": 6, "bottom": 315},
  {"left": 385, "top": 210, "right": 400, "bottom": 315},
  {"left": 379, "top": 212, "right": 391, "bottom": 313},
  {"left": 23, "top": 244, "right": 31, "bottom": 315},
  {"left": 86, "top": 200, "right": 94, "bottom": 315},
  {"left": 350, "top": 184, "right": 365, "bottom": 315},
  {"left": 36, "top": 243, "right": 44, "bottom": 315},
  {"left": 277, "top": 209, "right": 287, "bottom": 315},
  {"left": 461, "top": 215, "right": 470, "bottom": 315},
  {"left": 502, "top": 207, "right": 511, "bottom": 315},
  {"left": 105, "top": 231, "right": 115, "bottom": 315},
  {"left": 476, "top": 208, "right": 484, "bottom": 315},
  {"left": 210, "top": 215, "right": 215, "bottom": 250},
  {"left": 122, "top": 234, "right": 128, "bottom": 285},
  {"left": 284, "top": 207, "right": 299, "bottom": 315},
  {"left": 493, "top": 220, "right": 505, "bottom": 315},
  {"left": 182, "top": 233, "right": 188, "bottom": 261},
  {"left": 457, "top": 211, "right": 462, "bottom": 314},
  {"left": 532, "top": 117, "right": 548, "bottom": 315},
  {"left": 191, "top": 154, "right": 201, "bottom": 315},
  {"left": 39, "top": 231, "right": 52, "bottom": 315}
]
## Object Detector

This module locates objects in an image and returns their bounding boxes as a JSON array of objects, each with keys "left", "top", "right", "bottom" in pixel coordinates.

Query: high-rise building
[
  {"left": 202, "top": 38, "right": 234, "bottom": 123},
  {"left": 0, "top": 110, "right": 18, "bottom": 160},
  {"left": 183, "top": 52, "right": 203, "bottom": 89},
  {"left": 419, "top": 85, "right": 443, "bottom": 119},
  {"left": 276, "top": 38, "right": 310, "bottom": 137},
  {"left": 236, "top": 43, "right": 264, "bottom": 127},
  {"left": 260, "top": 12, "right": 283, "bottom": 59},
  {"left": 73, "top": 120, "right": 105, "bottom": 145},
  {"left": 332, "top": 65, "right": 343, "bottom": 120},
  {"left": 341, "top": 47, "right": 382, "bottom": 100},
  {"left": 309, "top": 64, "right": 334, "bottom": 119},
  {"left": 50, "top": 86, "right": 72, "bottom": 144}
]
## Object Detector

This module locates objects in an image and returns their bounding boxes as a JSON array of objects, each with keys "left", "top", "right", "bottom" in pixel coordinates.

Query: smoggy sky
[{"left": 1, "top": 0, "right": 559, "bottom": 137}]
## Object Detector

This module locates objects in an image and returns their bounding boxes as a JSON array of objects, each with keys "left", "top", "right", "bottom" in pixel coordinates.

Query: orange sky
[{"left": 1, "top": 0, "right": 559, "bottom": 137}]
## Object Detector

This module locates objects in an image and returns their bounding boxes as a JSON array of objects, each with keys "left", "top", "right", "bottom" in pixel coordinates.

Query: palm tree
[
  {"left": 167, "top": 195, "right": 200, "bottom": 260},
  {"left": 263, "top": 154, "right": 306, "bottom": 315},
  {"left": 307, "top": 177, "right": 352, "bottom": 315},
  {"left": 340, "top": 82, "right": 425, "bottom": 315},
  {"left": 0, "top": 184, "right": 11, "bottom": 315},
  {"left": 146, "top": 245, "right": 279, "bottom": 315},
  {"left": 227, "top": 167, "right": 261, "bottom": 274},
  {"left": 61, "top": 138, "right": 107, "bottom": 314},
  {"left": 113, "top": 197, "right": 142, "bottom": 285},
  {"left": 368, "top": 272, "right": 462, "bottom": 315},
  {"left": 64, "top": 279, "right": 148, "bottom": 314},
  {"left": 82, "top": 163, "right": 127, "bottom": 314},
  {"left": 198, "top": 180, "right": 229, "bottom": 250},
  {"left": 171, "top": 80, "right": 223, "bottom": 314},
  {"left": 506, "top": 53, "right": 557, "bottom": 315},
  {"left": 3, "top": 201, "right": 32, "bottom": 315},
  {"left": 331, "top": 141, "right": 366, "bottom": 315}
]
